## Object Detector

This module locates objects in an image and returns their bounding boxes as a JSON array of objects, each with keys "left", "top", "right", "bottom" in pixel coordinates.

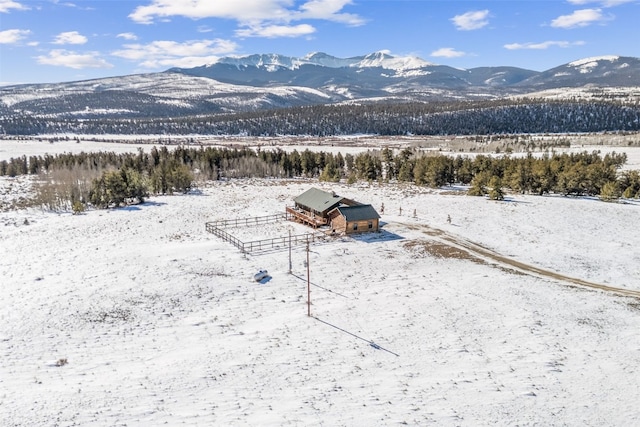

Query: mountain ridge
[
  {"left": 201, "top": 51, "right": 436, "bottom": 72},
  {"left": 2, "top": 52, "right": 640, "bottom": 120},
  {"left": 170, "top": 52, "right": 640, "bottom": 97}
]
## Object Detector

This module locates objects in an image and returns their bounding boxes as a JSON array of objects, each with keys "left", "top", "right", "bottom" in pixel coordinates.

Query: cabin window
[
  {"left": 353, "top": 223, "right": 358, "bottom": 231},
  {"left": 368, "top": 221, "right": 373, "bottom": 229}
]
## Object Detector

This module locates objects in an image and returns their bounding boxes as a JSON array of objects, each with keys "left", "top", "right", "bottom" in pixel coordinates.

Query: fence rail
[
  {"left": 205, "top": 213, "right": 329, "bottom": 253},
  {"left": 211, "top": 213, "right": 289, "bottom": 229}
]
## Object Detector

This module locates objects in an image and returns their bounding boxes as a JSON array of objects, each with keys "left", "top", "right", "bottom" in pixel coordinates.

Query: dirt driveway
[{"left": 395, "top": 221, "right": 640, "bottom": 300}]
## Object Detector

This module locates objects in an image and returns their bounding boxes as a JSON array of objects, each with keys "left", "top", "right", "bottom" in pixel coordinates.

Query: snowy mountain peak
[
  {"left": 354, "top": 51, "right": 435, "bottom": 71},
  {"left": 216, "top": 53, "right": 305, "bottom": 71},
  {"left": 568, "top": 55, "right": 621, "bottom": 73},
  {"left": 569, "top": 55, "right": 620, "bottom": 67},
  {"left": 363, "top": 50, "right": 393, "bottom": 60},
  {"left": 210, "top": 51, "right": 435, "bottom": 73},
  {"left": 301, "top": 52, "right": 361, "bottom": 68}
]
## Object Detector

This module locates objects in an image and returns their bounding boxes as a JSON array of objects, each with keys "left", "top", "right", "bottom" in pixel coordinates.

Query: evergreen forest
[
  {"left": 3, "top": 99, "right": 640, "bottom": 136},
  {"left": 2, "top": 145, "right": 639, "bottom": 212}
]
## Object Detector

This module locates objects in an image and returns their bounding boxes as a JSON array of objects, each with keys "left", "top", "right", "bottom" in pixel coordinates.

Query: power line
[{"left": 314, "top": 317, "right": 399, "bottom": 357}]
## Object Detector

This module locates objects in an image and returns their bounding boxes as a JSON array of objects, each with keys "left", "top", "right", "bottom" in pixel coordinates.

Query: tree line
[
  {"left": 1, "top": 145, "right": 638, "bottom": 212},
  {"left": 3, "top": 99, "right": 640, "bottom": 136}
]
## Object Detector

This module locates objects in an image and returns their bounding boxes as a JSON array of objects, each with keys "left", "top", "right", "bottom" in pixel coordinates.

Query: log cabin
[{"left": 287, "top": 187, "right": 380, "bottom": 234}]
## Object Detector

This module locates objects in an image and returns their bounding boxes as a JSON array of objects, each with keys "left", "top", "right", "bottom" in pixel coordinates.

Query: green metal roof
[
  {"left": 334, "top": 204, "right": 380, "bottom": 222},
  {"left": 294, "top": 188, "right": 343, "bottom": 213}
]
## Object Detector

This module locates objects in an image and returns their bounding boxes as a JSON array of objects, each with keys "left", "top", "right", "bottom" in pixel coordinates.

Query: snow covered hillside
[{"left": 2, "top": 177, "right": 640, "bottom": 426}]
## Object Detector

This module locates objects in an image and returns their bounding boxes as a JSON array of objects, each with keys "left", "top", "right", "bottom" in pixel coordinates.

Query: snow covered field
[
  {"left": 3, "top": 135, "right": 640, "bottom": 171},
  {"left": 0, "top": 138, "right": 171, "bottom": 162},
  {"left": 2, "top": 176, "right": 640, "bottom": 426}
]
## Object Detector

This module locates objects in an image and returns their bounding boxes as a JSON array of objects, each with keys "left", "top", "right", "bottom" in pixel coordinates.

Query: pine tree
[
  {"left": 468, "top": 172, "right": 489, "bottom": 197},
  {"left": 488, "top": 176, "right": 505, "bottom": 200},
  {"left": 122, "top": 167, "right": 148, "bottom": 202},
  {"left": 619, "top": 170, "right": 640, "bottom": 199},
  {"left": 170, "top": 164, "right": 193, "bottom": 194},
  {"left": 600, "top": 181, "right": 621, "bottom": 202}
]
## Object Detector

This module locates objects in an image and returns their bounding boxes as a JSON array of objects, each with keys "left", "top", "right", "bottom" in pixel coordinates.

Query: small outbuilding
[
  {"left": 287, "top": 187, "right": 380, "bottom": 234},
  {"left": 328, "top": 204, "right": 380, "bottom": 234}
]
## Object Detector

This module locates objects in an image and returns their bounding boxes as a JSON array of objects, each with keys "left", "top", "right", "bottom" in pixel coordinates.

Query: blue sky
[{"left": 1, "top": 0, "right": 639, "bottom": 85}]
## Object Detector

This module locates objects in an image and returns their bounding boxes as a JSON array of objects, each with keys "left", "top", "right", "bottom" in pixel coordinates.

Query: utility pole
[
  {"left": 288, "top": 228, "right": 292, "bottom": 274},
  {"left": 306, "top": 239, "right": 311, "bottom": 317}
]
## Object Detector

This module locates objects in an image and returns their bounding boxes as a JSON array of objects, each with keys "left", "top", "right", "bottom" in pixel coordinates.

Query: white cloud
[
  {"left": 128, "top": 0, "right": 364, "bottom": 36},
  {"left": 568, "top": 0, "right": 633, "bottom": 6},
  {"left": 53, "top": 31, "right": 88, "bottom": 45},
  {"left": 0, "top": 0, "right": 29, "bottom": 13},
  {"left": 550, "top": 8, "right": 609, "bottom": 28},
  {"left": 112, "top": 39, "right": 238, "bottom": 69},
  {"left": 36, "top": 49, "right": 113, "bottom": 69},
  {"left": 129, "top": 0, "right": 283, "bottom": 24},
  {"left": 51, "top": 0, "right": 78, "bottom": 7},
  {"left": 197, "top": 25, "right": 213, "bottom": 33},
  {"left": 451, "top": 10, "right": 490, "bottom": 31},
  {"left": 0, "top": 29, "right": 31, "bottom": 44},
  {"left": 504, "top": 40, "right": 586, "bottom": 50},
  {"left": 139, "top": 55, "right": 223, "bottom": 69},
  {"left": 236, "top": 24, "right": 316, "bottom": 38},
  {"left": 430, "top": 47, "right": 466, "bottom": 58},
  {"left": 297, "top": 0, "right": 365, "bottom": 26},
  {"left": 117, "top": 32, "right": 138, "bottom": 41}
]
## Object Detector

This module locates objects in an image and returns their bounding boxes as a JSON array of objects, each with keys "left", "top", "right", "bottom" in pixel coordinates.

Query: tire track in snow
[{"left": 393, "top": 221, "right": 640, "bottom": 299}]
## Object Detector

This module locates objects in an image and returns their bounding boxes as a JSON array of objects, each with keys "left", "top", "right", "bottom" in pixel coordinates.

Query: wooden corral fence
[
  {"left": 205, "top": 213, "right": 329, "bottom": 253},
  {"left": 210, "top": 213, "right": 288, "bottom": 229}
]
